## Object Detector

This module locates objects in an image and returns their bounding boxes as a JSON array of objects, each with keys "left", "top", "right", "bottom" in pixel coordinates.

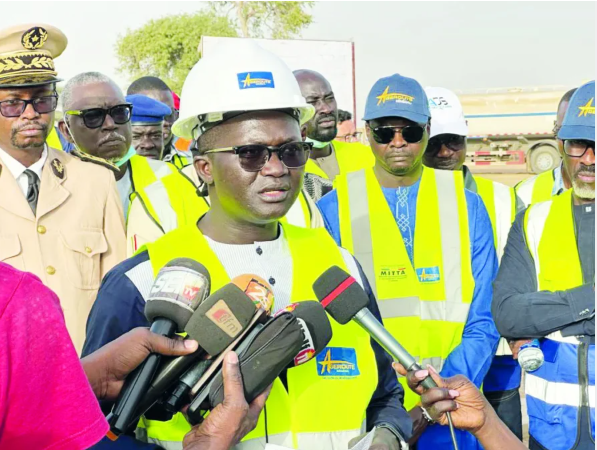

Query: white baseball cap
[{"left": 425, "top": 87, "right": 468, "bottom": 138}]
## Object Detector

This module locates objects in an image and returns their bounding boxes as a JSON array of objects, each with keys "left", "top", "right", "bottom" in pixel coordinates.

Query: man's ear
[
  {"left": 194, "top": 155, "right": 213, "bottom": 186},
  {"left": 58, "top": 119, "right": 74, "bottom": 144},
  {"left": 301, "top": 124, "right": 307, "bottom": 141}
]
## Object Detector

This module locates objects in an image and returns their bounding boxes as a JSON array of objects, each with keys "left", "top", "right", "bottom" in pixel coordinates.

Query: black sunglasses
[
  {"left": 65, "top": 104, "right": 133, "bottom": 129},
  {"left": 0, "top": 95, "right": 58, "bottom": 118},
  {"left": 204, "top": 142, "right": 313, "bottom": 172},
  {"left": 371, "top": 125, "right": 425, "bottom": 145},
  {"left": 427, "top": 135, "right": 467, "bottom": 153}
]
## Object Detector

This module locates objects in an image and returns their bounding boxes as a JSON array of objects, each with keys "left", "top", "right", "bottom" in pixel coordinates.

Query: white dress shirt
[
  {"left": 0, "top": 146, "right": 47, "bottom": 197},
  {"left": 116, "top": 167, "right": 133, "bottom": 220}
]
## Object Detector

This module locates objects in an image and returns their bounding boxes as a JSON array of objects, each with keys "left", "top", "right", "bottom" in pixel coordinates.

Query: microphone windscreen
[
  {"left": 184, "top": 284, "right": 256, "bottom": 355},
  {"left": 145, "top": 258, "right": 211, "bottom": 331},
  {"left": 231, "top": 274, "right": 275, "bottom": 315},
  {"left": 313, "top": 266, "right": 369, "bottom": 325},
  {"left": 208, "top": 312, "right": 304, "bottom": 408},
  {"left": 279, "top": 301, "right": 332, "bottom": 366}
]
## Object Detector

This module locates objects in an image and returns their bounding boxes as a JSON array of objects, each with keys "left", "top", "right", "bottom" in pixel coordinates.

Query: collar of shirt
[
  {"left": 116, "top": 166, "right": 132, "bottom": 220},
  {"left": 552, "top": 163, "right": 565, "bottom": 196},
  {"left": 204, "top": 226, "right": 294, "bottom": 313},
  {"left": 0, "top": 145, "right": 48, "bottom": 196},
  {"left": 0, "top": 145, "right": 47, "bottom": 180},
  {"left": 462, "top": 165, "right": 478, "bottom": 192}
]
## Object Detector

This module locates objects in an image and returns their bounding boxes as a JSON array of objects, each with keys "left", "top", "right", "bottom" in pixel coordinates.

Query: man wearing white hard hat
[
  {"left": 83, "top": 40, "right": 412, "bottom": 450},
  {"left": 424, "top": 86, "right": 524, "bottom": 440}
]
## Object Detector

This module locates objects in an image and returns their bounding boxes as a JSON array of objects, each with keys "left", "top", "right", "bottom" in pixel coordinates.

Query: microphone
[
  {"left": 313, "top": 266, "right": 434, "bottom": 387},
  {"left": 124, "top": 283, "right": 260, "bottom": 431},
  {"left": 186, "top": 301, "right": 332, "bottom": 424},
  {"left": 313, "top": 266, "right": 460, "bottom": 450},
  {"left": 231, "top": 274, "right": 275, "bottom": 314},
  {"left": 107, "top": 258, "right": 210, "bottom": 437}
]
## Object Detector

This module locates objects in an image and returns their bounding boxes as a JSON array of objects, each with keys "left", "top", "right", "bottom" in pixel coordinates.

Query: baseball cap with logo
[
  {"left": 363, "top": 73, "right": 430, "bottom": 124},
  {"left": 425, "top": 87, "right": 468, "bottom": 138},
  {"left": 558, "top": 80, "right": 595, "bottom": 141}
]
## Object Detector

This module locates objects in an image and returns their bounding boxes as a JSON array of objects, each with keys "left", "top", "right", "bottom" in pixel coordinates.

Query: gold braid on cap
[{"left": 0, "top": 51, "right": 56, "bottom": 83}]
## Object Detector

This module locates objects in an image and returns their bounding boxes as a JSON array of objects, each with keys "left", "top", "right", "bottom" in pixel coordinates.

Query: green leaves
[
  {"left": 115, "top": 11, "right": 237, "bottom": 93},
  {"left": 116, "top": 2, "right": 314, "bottom": 92}
]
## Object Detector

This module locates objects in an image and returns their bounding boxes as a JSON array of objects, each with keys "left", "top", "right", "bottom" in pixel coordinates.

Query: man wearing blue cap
[
  {"left": 493, "top": 81, "right": 595, "bottom": 450},
  {"left": 126, "top": 94, "right": 172, "bottom": 160},
  {"left": 318, "top": 74, "right": 499, "bottom": 448}
]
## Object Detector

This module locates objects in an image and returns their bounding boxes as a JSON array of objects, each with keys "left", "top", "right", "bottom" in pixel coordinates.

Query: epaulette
[{"left": 70, "top": 148, "right": 120, "bottom": 174}]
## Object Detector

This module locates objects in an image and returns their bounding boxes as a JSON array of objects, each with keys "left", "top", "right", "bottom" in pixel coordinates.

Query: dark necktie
[{"left": 24, "top": 169, "right": 40, "bottom": 215}]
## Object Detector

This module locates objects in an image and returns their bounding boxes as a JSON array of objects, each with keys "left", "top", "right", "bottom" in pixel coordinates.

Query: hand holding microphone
[{"left": 107, "top": 258, "right": 211, "bottom": 436}]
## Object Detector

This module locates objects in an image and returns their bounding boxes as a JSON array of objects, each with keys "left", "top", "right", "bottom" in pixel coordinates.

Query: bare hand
[
  {"left": 420, "top": 366, "right": 489, "bottom": 434},
  {"left": 183, "top": 352, "right": 272, "bottom": 450},
  {"left": 508, "top": 339, "right": 532, "bottom": 360},
  {"left": 81, "top": 327, "right": 199, "bottom": 401}
]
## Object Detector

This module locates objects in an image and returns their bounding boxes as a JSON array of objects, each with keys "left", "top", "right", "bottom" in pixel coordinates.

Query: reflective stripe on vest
[
  {"left": 473, "top": 176, "right": 515, "bottom": 261},
  {"left": 515, "top": 169, "right": 556, "bottom": 207},
  {"left": 142, "top": 224, "right": 378, "bottom": 449},
  {"left": 336, "top": 167, "right": 474, "bottom": 410},
  {"left": 304, "top": 141, "right": 375, "bottom": 181},
  {"left": 523, "top": 189, "right": 594, "bottom": 449},
  {"left": 130, "top": 155, "right": 174, "bottom": 193}
]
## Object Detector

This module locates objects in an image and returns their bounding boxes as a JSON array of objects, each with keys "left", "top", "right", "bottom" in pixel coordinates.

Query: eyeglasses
[
  {"left": 338, "top": 132, "right": 362, "bottom": 143},
  {"left": 0, "top": 95, "right": 58, "bottom": 117},
  {"left": 564, "top": 140, "right": 595, "bottom": 158},
  {"left": 427, "top": 134, "right": 467, "bottom": 153},
  {"left": 370, "top": 125, "right": 425, "bottom": 145},
  {"left": 204, "top": 142, "right": 313, "bottom": 172},
  {"left": 65, "top": 104, "right": 133, "bottom": 129}
]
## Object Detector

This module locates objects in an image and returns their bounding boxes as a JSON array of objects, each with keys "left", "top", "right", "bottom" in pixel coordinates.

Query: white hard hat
[
  {"left": 425, "top": 86, "right": 468, "bottom": 138},
  {"left": 173, "top": 39, "right": 314, "bottom": 139}
]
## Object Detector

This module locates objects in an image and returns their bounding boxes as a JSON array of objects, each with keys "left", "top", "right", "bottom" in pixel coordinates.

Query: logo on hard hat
[
  {"left": 376, "top": 86, "right": 414, "bottom": 106},
  {"left": 428, "top": 97, "right": 452, "bottom": 110},
  {"left": 578, "top": 98, "right": 595, "bottom": 117},
  {"left": 237, "top": 72, "right": 275, "bottom": 90}
]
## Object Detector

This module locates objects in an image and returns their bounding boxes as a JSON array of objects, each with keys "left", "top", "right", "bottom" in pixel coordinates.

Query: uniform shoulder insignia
[
  {"left": 51, "top": 158, "right": 65, "bottom": 179},
  {"left": 70, "top": 148, "right": 120, "bottom": 174}
]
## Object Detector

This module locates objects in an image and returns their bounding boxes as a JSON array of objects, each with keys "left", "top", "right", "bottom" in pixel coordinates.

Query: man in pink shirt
[{"left": 0, "top": 262, "right": 270, "bottom": 450}]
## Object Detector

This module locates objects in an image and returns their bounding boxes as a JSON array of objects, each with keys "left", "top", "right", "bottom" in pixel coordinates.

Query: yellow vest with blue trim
[
  {"left": 139, "top": 224, "right": 379, "bottom": 450},
  {"left": 46, "top": 127, "right": 64, "bottom": 151},
  {"left": 305, "top": 140, "right": 375, "bottom": 180},
  {"left": 335, "top": 167, "right": 475, "bottom": 410},
  {"left": 523, "top": 189, "right": 595, "bottom": 449}
]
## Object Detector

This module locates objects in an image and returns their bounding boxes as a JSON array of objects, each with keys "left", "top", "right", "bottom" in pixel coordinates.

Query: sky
[{"left": 1, "top": 1, "right": 594, "bottom": 121}]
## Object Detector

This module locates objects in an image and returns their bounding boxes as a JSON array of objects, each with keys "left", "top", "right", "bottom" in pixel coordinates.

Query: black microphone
[
  {"left": 313, "top": 266, "right": 460, "bottom": 450},
  {"left": 186, "top": 301, "right": 332, "bottom": 425},
  {"left": 126, "top": 283, "right": 261, "bottom": 428},
  {"left": 107, "top": 258, "right": 210, "bottom": 437}
]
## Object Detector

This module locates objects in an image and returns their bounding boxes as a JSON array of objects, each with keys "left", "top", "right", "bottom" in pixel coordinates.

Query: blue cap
[
  {"left": 363, "top": 74, "right": 430, "bottom": 124},
  {"left": 558, "top": 80, "right": 595, "bottom": 141},
  {"left": 125, "top": 94, "right": 172, "bottom": 124}
]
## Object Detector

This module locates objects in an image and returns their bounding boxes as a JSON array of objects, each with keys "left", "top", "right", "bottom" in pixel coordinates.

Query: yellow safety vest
[
  {"left": 336, "top": 167, "right": 475, "bottom": 410},
  {"left": 46, "top": 127, "right": 63, "bottom": 151},
  {"left": 473, "top": 176, "right": 516, "bottom": 261},
  {"left": 515, "top": 169, "right": 558, "bottom": 207},
  {"left": 524, "top": 188, "right": 583, "bottom": 293},
  {"left": 140, "top": 224, "right": 379, "bottom": 450},
  {"left": 305, "top": 140, "right": 375, "bottom": 180},
  {"left": 134, "top": 170, "right": 209, "bottom": 235},
  {"left": 169, "top": 153, "right": 193, "bottom": 169}
]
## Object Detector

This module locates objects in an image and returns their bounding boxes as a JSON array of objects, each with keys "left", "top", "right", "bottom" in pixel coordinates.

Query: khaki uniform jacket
[{"left": 0, "top": 147, "right": 126, "bottom": 353}]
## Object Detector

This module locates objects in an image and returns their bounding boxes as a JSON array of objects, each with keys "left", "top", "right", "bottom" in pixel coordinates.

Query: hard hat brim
[{"left": 173, "top": 104, "right": 315, "bottom": 140}]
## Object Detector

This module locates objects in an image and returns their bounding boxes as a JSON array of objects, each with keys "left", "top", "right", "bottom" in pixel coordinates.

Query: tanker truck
[{"left": 460, "top": 86, "right": 570, "bottom": 174}]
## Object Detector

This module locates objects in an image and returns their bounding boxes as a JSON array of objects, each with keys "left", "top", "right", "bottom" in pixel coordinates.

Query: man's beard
[
  {"left": 10, "top": 122, "right": 48, "bottom": 149},
  {"left": 572, "top": 165, "right": 595, "bottom": 200},
  {"left": 309, "top": 114, "right": 337, "bottom": 143}
]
